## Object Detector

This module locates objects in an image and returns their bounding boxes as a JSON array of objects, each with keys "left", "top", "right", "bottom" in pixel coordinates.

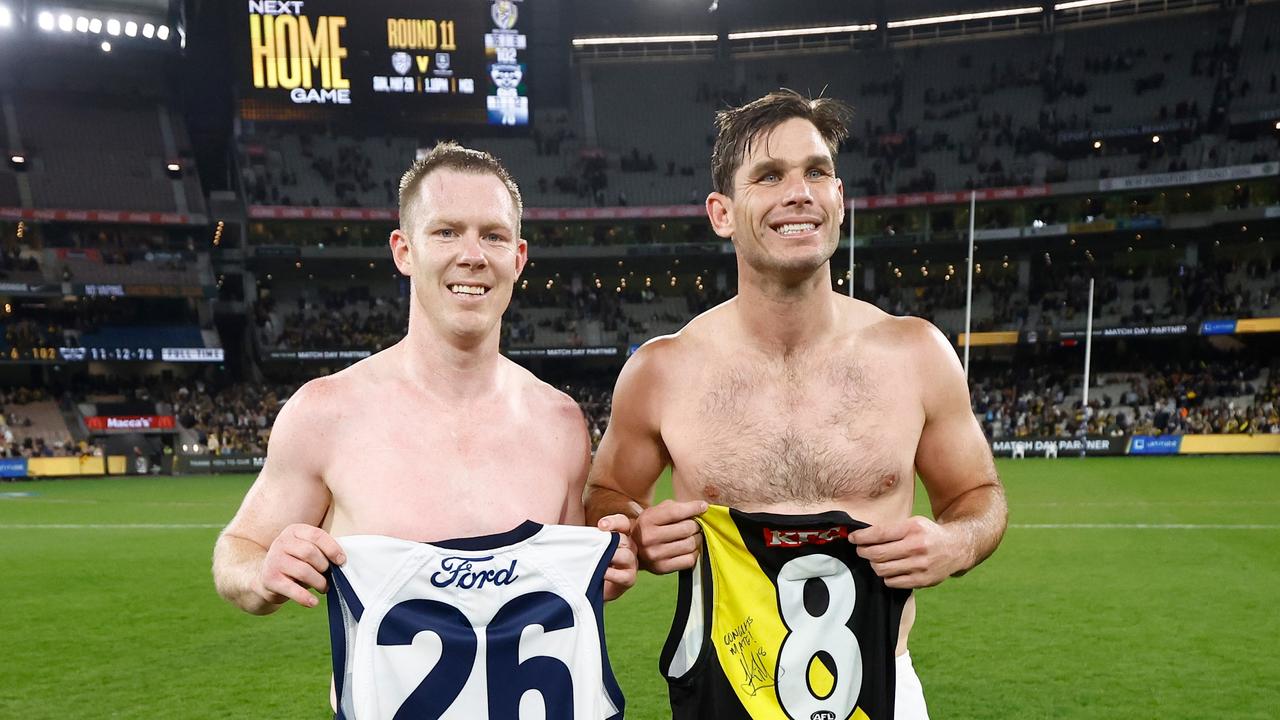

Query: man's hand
[
  {"left": 597, "top": 514, "right": 638, "bottom": 601},
  {"left": 633, "top": 500, "right": 708, "bottom": 574},
  {"left": 850, "top": 516, "right": 967, "bottom": 589},
  {"left": 256, "top": 523, "right": 347, "bottom": 609}
]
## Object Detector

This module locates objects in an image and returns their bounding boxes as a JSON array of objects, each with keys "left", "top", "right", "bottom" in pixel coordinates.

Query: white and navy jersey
[{"left": 326, "top": 521, "right": 624, "bottom": 720}]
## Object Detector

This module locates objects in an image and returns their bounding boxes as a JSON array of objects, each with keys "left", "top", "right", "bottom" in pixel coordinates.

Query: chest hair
[{"left": 687, "top": 356, "right": 905, "bottom": 506}]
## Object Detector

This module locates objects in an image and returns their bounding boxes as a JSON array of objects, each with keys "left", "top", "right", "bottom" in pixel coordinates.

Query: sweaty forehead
[
  {"left": 740, "top": 118, "right": 832, "bottom": 170},
  {"left": 413, "top": 169, "right": 518, "bottom": 229}
]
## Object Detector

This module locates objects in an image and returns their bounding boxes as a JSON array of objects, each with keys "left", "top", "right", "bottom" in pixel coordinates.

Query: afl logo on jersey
[
  {"left": 430, "top": 555, "right": 520, "bottom": 589},
  {"left": 811, "top": 712, "right": 837, "bottom": 720}
]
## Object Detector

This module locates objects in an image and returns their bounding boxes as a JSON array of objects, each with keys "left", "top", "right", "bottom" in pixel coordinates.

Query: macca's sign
[{"left": 85, "top": 415, "right": 177, "bottom": 433}]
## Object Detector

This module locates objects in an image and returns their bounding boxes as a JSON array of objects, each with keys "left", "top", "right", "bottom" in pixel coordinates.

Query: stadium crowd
[
  {"left": 0, "top": 387, "right": 84, "bottom": 459},
  {"left": 255, "top": 281, "right": 735, "bottom": 352},
  {"left": 0, "top": 246, "right": 42, "bottom": 277},
  {"left": 0, "top": 352, "right": 1273, "bottom": 465},
  {"left": 255, "top": 293, "right": 407, "bottom": 352},
  {"left": 250, "top": 252, "right": 1278, "bottom": 355},
  {"left": 971, "top": 359, "right": 1280, "bottom": 438},
  {"left": 168, "top": 381, "right": 289, "bottom": 456},
  {"left": 872, "top": 254, "right": 1280, "bottom": 336}
]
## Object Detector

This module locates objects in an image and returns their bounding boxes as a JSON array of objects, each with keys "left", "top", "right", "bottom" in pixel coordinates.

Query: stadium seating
[
  {"left": 1234, "top": 2, "right": 1280, "bottom": 118},
  {"left": 971, "top": 362, "right": 1278, "bottom": 438},
  {"left": 239, "top": 6, "right": 1279, "bottom": 208},
  {"left": 0, "top": 392, "right": 75, "bottom": 458},
  {"left": 7, "top": 91, "right": 205, "bottom": 214}
]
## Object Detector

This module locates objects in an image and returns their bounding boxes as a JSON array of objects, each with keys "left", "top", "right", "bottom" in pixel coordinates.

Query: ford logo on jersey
[{"left": 430, "top": 555, "right": 520, "bottom": 589}]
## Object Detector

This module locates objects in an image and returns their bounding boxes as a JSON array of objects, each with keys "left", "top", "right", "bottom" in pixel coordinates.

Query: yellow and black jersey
[{"left": 660, "top": 505, "right": 911, "bottom": 720}]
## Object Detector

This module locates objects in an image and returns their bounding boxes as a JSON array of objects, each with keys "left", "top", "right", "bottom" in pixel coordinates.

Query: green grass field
[{"left": 1, "top": 457, "right": 1278, "bottom": 718}]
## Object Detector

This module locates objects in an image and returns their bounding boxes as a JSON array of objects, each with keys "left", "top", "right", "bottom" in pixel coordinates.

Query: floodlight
[
  {"left": 157, "top": 24, "right": 168, "bottom": 40},
  {"left": 107, "top": 18, "right": 119, "bottom": 35},
  {"left": 572, "top": 34, "right": 718, "bottom": 46},
  {"left": 75, "top": 16, "right": 88, "bottom": 32},
  {"left": 38, "top": 11, "right": 55, "bottom": 31},
  {"left": 89, "top": 18, "right": 101, "bottom": 33},
  {"left": 887, "top": 7, "right": 1041, "bottom": 29},
  {"left": 142, "top": 22, "right": 154, "bottom": 38},
  {"left": 728, "top": 23, "right": 876, "bottom": 40},
  {"left": 58, "top": 14, "right": 73, "bottom": 31},
  {"left": 1055, "top": 0, "right": 1127, "bottom": 9},
  {"left": 125, "top": 20, "right": 137, "bottom": 36},
  {"left": 0, "top": 6, "right": 11, "bottom": 29},
  {"left": 100, "top": 41, "right": 111, "bottom": 52}
]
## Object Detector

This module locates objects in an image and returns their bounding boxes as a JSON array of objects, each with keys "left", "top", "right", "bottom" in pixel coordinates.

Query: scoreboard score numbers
[{"left": 241, "top": 0, "right": 529, "bottom": 126}]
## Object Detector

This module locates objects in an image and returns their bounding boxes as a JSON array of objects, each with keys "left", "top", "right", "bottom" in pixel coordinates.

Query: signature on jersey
[
  {"left": 737, "top": 646, "right": 776, "bottom": 697},
  {"left": 724, "top": 617, "right": 775, "bottom": 696},
  {"left": 430, "top": 555, "right": 520, "bottom": 589}
]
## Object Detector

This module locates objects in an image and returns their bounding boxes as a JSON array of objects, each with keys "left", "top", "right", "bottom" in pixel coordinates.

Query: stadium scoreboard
[{"left": 240, "top": 0, "right": 529, "bottom": 126}]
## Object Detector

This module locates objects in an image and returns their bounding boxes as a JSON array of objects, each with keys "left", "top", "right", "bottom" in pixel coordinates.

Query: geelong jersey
[
  {"left": 661, "top": 505, "right": 911, "bottom": 720},
  {"left": 326, "top": 521, "right": 624, "bottom": 720}
]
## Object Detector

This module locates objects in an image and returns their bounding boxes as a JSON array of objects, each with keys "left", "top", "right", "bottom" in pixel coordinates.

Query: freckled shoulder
[
  {"left": 507, "top": 360, "right": 586, "bottom": 426},
  {"left": 297, "top": 345, "right": 401, "bottom": 411},
  {"left": 280, "top": 367, "right": 357, "bottom": 423}
]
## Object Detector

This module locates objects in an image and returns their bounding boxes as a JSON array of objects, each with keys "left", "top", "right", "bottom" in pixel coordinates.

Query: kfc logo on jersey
[
  {"left": 763, "top": 526, "right": 849, "bottom": 547},
  {"left": 430, "top": 555, "right": 519, "bottom": 589}
]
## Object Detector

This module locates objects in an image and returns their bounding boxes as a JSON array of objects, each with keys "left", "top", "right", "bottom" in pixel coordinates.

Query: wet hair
[
  {"left": 398, "top": 141, "right": 523, "bottom": 232},
  {"left": 710, "top": 89, "right": 853, "bottom": 197}
]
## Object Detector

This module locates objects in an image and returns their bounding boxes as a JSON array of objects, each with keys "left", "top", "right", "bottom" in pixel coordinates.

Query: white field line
[
  {"left": 1011, "top": 523, "right": 1280, "bottom": 530},
  {"left": 1019, "top": 500, "right": 1280, "bottom": 507},
  {"left": 0, "top": 523, "right": 223, "bottom": 529},
  {"left": 0, "top": 522, "right": 1276, "bottom": 531}
]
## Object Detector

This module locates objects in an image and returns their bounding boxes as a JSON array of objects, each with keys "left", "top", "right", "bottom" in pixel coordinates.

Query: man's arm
[
  {"left": 853, "top": 320, "right": 1007, "bottom": 588},
  {"left": 586, "top": 340, "right": 707, "bottom": 575},
  {"left": 551, "top": 389, "right": 636, "bottom": 601},
  {"left": 212, "top": 382, "right": 346, "bottom": 615},
  {"left": 913, "top": 323, "right": 1007, "bottom": 571},
  {"left": 584, "top": 342, "right": 670, "bottom": 523},
  {"left": 557, "top": 391, "right": 592, "bottom": 527}
]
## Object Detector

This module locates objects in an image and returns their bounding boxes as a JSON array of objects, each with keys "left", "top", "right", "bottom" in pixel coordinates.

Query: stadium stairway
[{"left": 59, "top": 401, "right": 89, "bottom": 444}]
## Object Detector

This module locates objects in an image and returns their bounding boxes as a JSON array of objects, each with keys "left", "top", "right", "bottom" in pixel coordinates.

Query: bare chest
[
  {"left": 322, "top": 404, "right": 573, "bottom": 540},
  {"left": 664, "top": 355, "right": 924, "bottom": 511}
]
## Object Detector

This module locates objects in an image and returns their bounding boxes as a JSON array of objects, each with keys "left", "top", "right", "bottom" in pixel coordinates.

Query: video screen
[{"left": 239, "top": 0, "right": 529, "bottom": 125}]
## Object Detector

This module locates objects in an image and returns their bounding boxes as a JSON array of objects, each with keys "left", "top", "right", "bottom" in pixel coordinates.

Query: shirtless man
[
  {"left": 212, "top": 142, "right": 634, "bottom": 619},
  {"left": 586, "top": 91, "right": 1007, "bottom": 716}
]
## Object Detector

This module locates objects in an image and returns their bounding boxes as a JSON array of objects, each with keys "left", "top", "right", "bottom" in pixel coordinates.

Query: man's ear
[
  {"left": 390, "top": 228, "right": 412, "bottom": 276},
  {"left": 706, "top": 192, "right": 735, "bottom": 239},
  {"left": 515, "top": 237, "right": 528, "bottom": 277},
  {"left": 836, "top": 177, "right": 846, "bottom": 226}
]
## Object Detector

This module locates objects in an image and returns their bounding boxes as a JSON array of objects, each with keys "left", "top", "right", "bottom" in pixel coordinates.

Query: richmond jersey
[
  {"left": 326, "top": 522, "right": 624, "bottom": 720},
  {"left": 661, "top": 506, "right": 911, "bottom": 720}
]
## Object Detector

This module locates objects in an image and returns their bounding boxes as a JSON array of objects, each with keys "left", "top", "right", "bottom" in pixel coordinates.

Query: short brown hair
[
  {"left": 710, "top": 89, "right": 853, "bottom": 197},
  {"left": 398, "top": 141, "right": 523, "bottom": 231}
]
